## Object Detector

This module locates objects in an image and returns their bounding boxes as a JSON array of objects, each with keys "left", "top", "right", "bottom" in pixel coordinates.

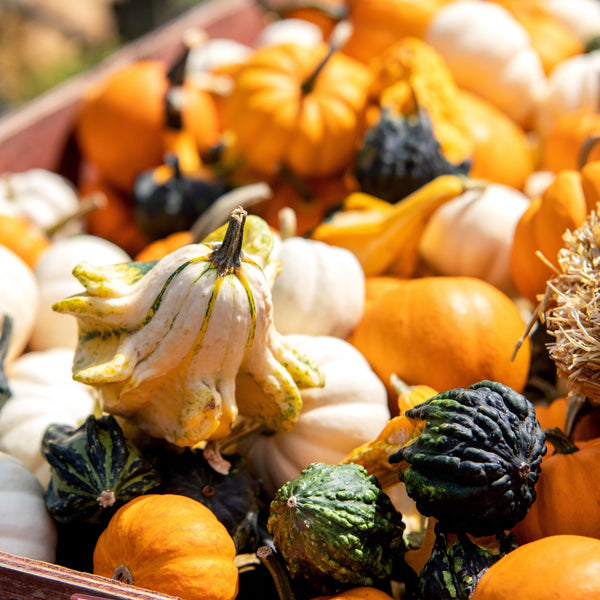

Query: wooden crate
[
  {"left": 0, "top": 0, "right": 266, "bottom": 597},
  {"left": 0, "top": 0, "right": 265, "bottom": 181}
]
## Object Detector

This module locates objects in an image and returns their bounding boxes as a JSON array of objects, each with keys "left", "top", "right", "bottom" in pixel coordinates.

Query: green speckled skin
[
  {"left": 267, "top": 462, "right": 406, "bottom": 586},
  {"left": 390, "top": 380, "right": 546, "bottom": 537},
  {"left": 42, "top": 415, "right": 161, "bottom": 525}
]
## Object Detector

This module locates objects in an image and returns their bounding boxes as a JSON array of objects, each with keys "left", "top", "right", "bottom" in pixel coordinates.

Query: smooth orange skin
[
  {"left": 0, "top": 214, "right": 50, "bottom": 268},
  {"left": 471, "top": 535, "right": 600, "bottom": 600},
  {"left": 512, "top": 437, "right": 600, "bottom": 544},
  {"left": 348, "top": 276, "right": 531, "bottom": 396},
  {"left": 312, "top": 587, "right": 396, "bottom": 600},
  {"left": 93, "top": 494, "right": 238, "bottom": 600}
]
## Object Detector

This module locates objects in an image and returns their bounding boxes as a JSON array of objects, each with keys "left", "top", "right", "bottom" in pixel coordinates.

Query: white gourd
[
  {"left": 542, "top": 0, "right": 600, "bottom": 45},
  {"left": 0, "top": 245, "right": 39, "bottom": 365},
  {"left": 418, "top": 183, "right": 530, "bottom": 294},
  {"left": 240, "top": 334, "right": 390, "bottom": 498},
  {"left": 29, "top": 234, "right": 131, "bottom": 351},
  {"left": 0, "top": 452, "right": 57, "bottom": 562},
  {"left": 270, "top": 231, "right": 366, "bottom": 338},
  {"left": 426, "top": 0, "right": 547, "bottom": 126},
  {"left": 0, "top": 347, "right": 97, "bottom": 487}
]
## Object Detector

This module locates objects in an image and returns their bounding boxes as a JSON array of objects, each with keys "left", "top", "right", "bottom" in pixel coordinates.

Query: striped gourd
[
  {"left": 42, "top": 414, "right": 161, "bottom": 524},
  {"left": 52, "top": 208, "right": 324, "bottom": 446}
]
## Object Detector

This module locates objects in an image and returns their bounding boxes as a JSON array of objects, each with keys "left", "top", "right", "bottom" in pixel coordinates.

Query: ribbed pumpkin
[
  {"left": 471, "top": 535, "right": 600, "bottom": 600},
  {"left": 311, "top": 588, "right": 395, "bottom": 600},
  {"left": 348, "top": 276, "right": 531, "bottom": 396},
  {"left": 93, "top": 494, "right": 238, "bottom": 600},
  {"left": 222, "top": 42, "right": 371, "bottom": 178}
]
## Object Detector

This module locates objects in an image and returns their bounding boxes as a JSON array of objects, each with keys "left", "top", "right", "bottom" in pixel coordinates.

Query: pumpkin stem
[
  {"left": 254, "top": 0, "right": 349, "bottom": 21},
  {"left": 301, "top": 44, "right": 336, "bottom": 95},
  {"left": 210, "top": 206, "right": 247, "bottom": 276},
  {"left": 44, "top": 192, "right": 106, "bottom": 238},
  {"left": 577, "top": 133, "right": 600, "bottom": 169},
  {"left": 543, "top": 426, "right": 580, "bottom": 455},
  {"left": 112, "top": 563, "right": 134, "bottom": 584},
  {"left": 0, "top": 315, "right": 12, "bottom": 411},
  {"left": 256, "top": 545, "right": 298, "bottom": 600}
]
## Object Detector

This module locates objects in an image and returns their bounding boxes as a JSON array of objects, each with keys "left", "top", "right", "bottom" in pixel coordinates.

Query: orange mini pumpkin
[
  {"left": 93, "top": 494, "right": 238, "bottom": 600},
  {"left": 0, "top": 214, "right": 50, "bottom": 268},
  {"left": 348, "top": 275, "right": 531, "bottom": 396},
  {"left": 312, "top": 587, "right": 396, "bottom": 600}
]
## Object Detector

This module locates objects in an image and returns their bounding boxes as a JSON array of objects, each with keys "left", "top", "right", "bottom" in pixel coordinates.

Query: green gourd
[
  {"left": 0, "top": 315, "right": 12, "bottom": 410},
  {"left": 354, "top": 107, "right": 471, "bottom": 203},
  {"left": 42, "top": 414, "right": 161, "bottom": 525},
  {"left": 390, "top": 381, "right": 546, "bottom": 537},
  {"left": 267, "top": 462, "right": 406, "bottom": 587}
]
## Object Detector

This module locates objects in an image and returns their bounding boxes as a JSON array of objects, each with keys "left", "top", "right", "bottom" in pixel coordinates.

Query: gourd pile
[{"left": 3, "top": 0, "right": 600, "bottom": 599}]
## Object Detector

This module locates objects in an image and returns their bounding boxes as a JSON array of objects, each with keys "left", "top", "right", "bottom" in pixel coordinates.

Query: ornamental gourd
[
  {"left": 390, "top": 381, "right": 546, "bottom": 537},
  {"left": 0, "top": 452, "right": 57, "bottom": 562},
  {"left": 222, "top": 42, "right": 371, "bottom": 178},
  {"left": 267, "top": 462, "right": 406, "bottom": 586},
  {"left": 93, "top": 494, "right": 239, "bottom": 600},
  {"left": 238, "top": 334, "right": 390, "bottom": 498},
  {"left": 53, "top": 208, "right": 324, "bottom": 446},
  {"left": 348, "top": 276, "right": 531, "bottom": 397}
]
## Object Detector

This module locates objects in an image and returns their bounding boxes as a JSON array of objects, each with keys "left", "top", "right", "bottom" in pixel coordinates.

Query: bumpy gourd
[
  {"left": 53, "top": 208, "right": 324, "bottom": 446},
  {"left": 42, "top": 414, "right": 161, "bottom": 525},
  {"left": 390, "top": 381, "right": 546, "bottom": 537},
  {"left": 267, "top": 462, "right": 406, "bottom": 586}
]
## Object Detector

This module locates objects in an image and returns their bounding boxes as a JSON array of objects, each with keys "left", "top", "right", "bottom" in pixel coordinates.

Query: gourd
[
  {"left": 222, "top": 41, "right": 371, "bottom": 178},
  {"left": 0, "top": 244, "right": 39, "bottom": 365},
  {"left": 52, "top": 208, "right": 324, "bottom": 446},
  {"left": 133, "top": 153, "right": 230, "bottom": 241},
  {"left": 238, "top": 334, "right": 390, "bottom": 498},
  {"left": 470, "top": 534, "right": 600, "bottom": 600},
  {"left": 355, "top": 37, "right": 472, "bottom": 202},
  {"left": 270, "top": 218, "right": 366, "bottom": 338},
  {"left": 511, "top": 429, "right": 600, "bottom": 544},
  {"left": 0, "top": 452, "right": 57, "bottom": 562},
  {"left": 0, "top": 347, "right": 97, "bottom": 487},
  {"left": 418, "top": 183, "right": 530, "bottom": 294},
  {"left": 0, "top": 168, "right": 82, "bottom": 236},
  {"left": 0, "top": 316, "right": 11, "bottom": 410},
  {"left": 29, "top": 233, "right": 131, "bottom": 351},
  {"left": 42, "top": 414, "right": 161, "bottom": 525},
  {"left": 535, "top": 49, "right": 600, "bottom": 137},
  {"left": 348, "top": 276, "right": 532, "bottom": 397},
  {"left": 457, "top": 89, "right": 534, "bottom": 190},
  {"left": 311, "top": 588, "right": 395, "bottom": 600},
  {"left": 93, "top": 494, "right": 239, "bottom": 600},
  {"left": 0, "top": 214, "right": 51, "bottom": 268},
  {"left": 543, "top": 0, "right": 600, "bottom": 45},
  {"left": 151, "top": 447, "right": 261, "bottom": 553},
  {"left": 267, "top": 462, "right": 406, "bottom": 586},
  {"left": 311, "top": 174, "right": 470, "bottom": 277},
  {"left": 389, "top": 381, "right": 546, "bottom": 537},
  {"left": 509, "top": 168, "right": 594, "bottom": 305},
  {"left": 425, "top": 0, "right": 547, "bottom": 127}
]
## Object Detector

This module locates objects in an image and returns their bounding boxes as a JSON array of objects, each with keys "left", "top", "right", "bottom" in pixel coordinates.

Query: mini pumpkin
[{"left": 93, "top": 494, "right": 239, "bottom": 600}]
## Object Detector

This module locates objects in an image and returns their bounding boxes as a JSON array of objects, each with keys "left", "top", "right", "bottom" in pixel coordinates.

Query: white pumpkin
[
  {"left": 29, "top": 234, "right": 131, "bottom": 351},
  {"left": 0, "top": 245, "right": 39, "bottom": 365},
  {"left": 254, "top": 18, "right": 323, "bottom": 47},
  {"left": 426, "top": 0, "right": 547, "bottom": 126},
  {"left": 0, "top": 452, "right": 58, "bottom": 562},
  {"left": 0, "top": 168, "right": 82, "bottom": 237},
  {"left": 270, "top": 235, "right": 366, "bottom": 338},
  {"left": 535, "top": 49, "right": 600, "bottom": 136},
  {"left": 0, "top": 347, "right": 97, "bottom": 486},
  {"left": 418, "top": 183, "right": 531, "bottom": 294},
  {"left": 239, "top": 334, "right": 390, "bottom": 498}
]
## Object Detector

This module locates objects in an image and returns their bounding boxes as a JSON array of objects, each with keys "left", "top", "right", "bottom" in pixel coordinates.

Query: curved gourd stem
[
  {"left": 210, "top": 206, "right": 247, "bottom": 276},
  {"left": 256, "top": 545, "right": 297, "bottom": 600},
  {"left": 254, "top": 0, "right": 348, "bottom": 21},
  {"left": 543, "top": 426, "right": 580, "bottom": 455},
  {"left": 44, "top": 192, "right": 106, "bottom": 238},
  {"left": 112, "top": 564, "right": 134, "bottom": 584},
  {"left": 577, "top": 133, "right": 600, "bottom": 170},
  {"left": 301, "top": 43, "right": 336, "bottom": 95}
]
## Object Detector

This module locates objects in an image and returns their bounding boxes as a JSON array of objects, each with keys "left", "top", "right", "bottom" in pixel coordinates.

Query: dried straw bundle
[{"left": 544, "top": 207, "right": 600, "bottom": 403}]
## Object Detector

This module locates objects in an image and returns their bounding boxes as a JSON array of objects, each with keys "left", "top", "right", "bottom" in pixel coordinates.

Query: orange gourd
[
  {"left": 93, "top": 494, "right": 238, "bottom": 600},
  {"left": 311, "top": 588, "right": 396, "bottom": 600},
  {"left": 75, "top": 60, "right": 170, "bottom": 193},
  {"left": 510, "top": 169, "right": 594, "bottom": 304},
  {"left": 512, "top": 431, "right": 600, "bottom": 544},
  {"left": 348, "top": 276, "right": 531, "bottom": 396},
  {"left": 134, "top": 230, "right": 194, "bottom": 262},
  {"left": 471, "top": 535, "right": 600, "bottom": 600},
  {"left": 0, "top": 214, "right": 50, "bottom": 268},
  {"left": 457, "top": 89, "right": 534, "bottom": 190},
  {"left": 222, "top": 42, "right": 371, "bottom": 178}
]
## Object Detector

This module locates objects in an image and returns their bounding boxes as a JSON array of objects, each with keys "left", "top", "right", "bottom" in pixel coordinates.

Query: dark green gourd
[
  {"left": 42, "top": 414, "right": 161, "bottom": 525},
  {"left": 267, "top": 462, "right": 406, "bottom": 587},
  {"left": 354, "top": 107, "right": 471, "bottom": 203},
  {"left": 389, "top": 380, "right": 546, "bottom": 537}
]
